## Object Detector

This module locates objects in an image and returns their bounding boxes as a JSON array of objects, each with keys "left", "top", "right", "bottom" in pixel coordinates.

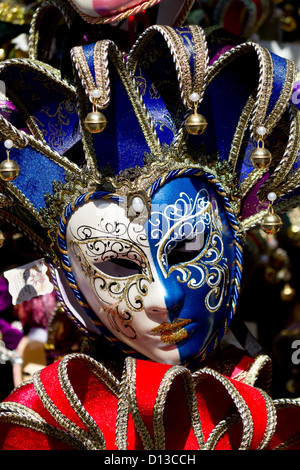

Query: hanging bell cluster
[
  {"left": 184, "top": 92, "right": 207, "bottom": 136},
  {"left": 0, "top": 139, "right": 19, "bottom": 182},
  {"left": 261, "top": 192, "right": 283, "bottom": 235},
  {"left": 250, "top": 126, "right": 272, "bottom": 169},
  {"left": 84, "top": 89, "right": 107, "bottom": 134}
]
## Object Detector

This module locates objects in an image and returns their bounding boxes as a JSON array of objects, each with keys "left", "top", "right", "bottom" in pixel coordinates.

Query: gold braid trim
[
  {"left": 124, "top": 357, "right": 155, "bottom": 450},
  {"left": 241, "top": 207, "right": 269, "bottom": 232},
  {"left": 243, "top": 354, "right": 272, "bottom": 390},
  {"left": 0, "top": 354, "right": 291, "bottom": 450},
  {"left": 173, "top": 0, "right": 195, "bottom": 27},
  {"left": 32, "top": 368, "right": 98, "bottom": 450},
  {"left": 153, "top": 365, "right": 205, "bottom": 450},
  {"left": 193, "top": 367, "right": 254, "bottom": 449},
  {"left": 33, "top": 354, "right": 121, "bottom": 449},
  {"left": 68, "top": 0, "right": 193, "bottom": 26},
  {"left": 271, "top": 398, "right": 300, "bottom": 450},
  {"left": 203, "top": 413, "right": 241, "bottom": 450},
  {"left": 258, "top": 105, "right": 300, "bottom": 200},
  {"left": 0, "top": 401, "right": 86, "bottom": 449},
  {"left": 256, "top": 387, "right": 277, "bottom": 449},
  {"left": 128, "top": 25, "right": 208, "bottom": 110},
  {"left": 71, "top": 38, "right": 162, "bottom": 173},
  {"left": 249, "top": 44, "right": 274, "bottom": 139},
  {"left": 115, "top": 363, "right": 131, "bottom": 450},
  {"left": 29, "top": 0, "right": 75, "bottom": 60},
  {"left": 207, "top": 41, "right": 291, "bottom": 141},
  {"left": 229, "top": 96, "right": 255, "bottom": 170},
  {"left": 263, "top": 59, "right": 296, "bottom": 134}
]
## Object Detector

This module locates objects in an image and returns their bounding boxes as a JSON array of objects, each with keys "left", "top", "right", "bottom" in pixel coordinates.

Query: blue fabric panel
[
  {"left": 90, "top": 65, "right": 151, "bottom": 172},
  {"left": 188, "top": 54, "right": 252, "bottom": 163},
  {"left": 1, "top": 66, "right": 80, "bottom": 155},
  {"left": 268, "top": 53, "right": 287, "bottom": 114},
  {"left": 136, "top": 33, "right": 184, "bottom": 146},
  {"left": 0, "top": 145, "right": 66, "bottom": 210}
]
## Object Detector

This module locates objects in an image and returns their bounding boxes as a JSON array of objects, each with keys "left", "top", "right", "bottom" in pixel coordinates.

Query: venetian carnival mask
[
  {"left": 65, "top": 176, "right": 236, "bottom": 364},
  {"left": 0, "top": 16, "right": 298, "bottom": 366}
]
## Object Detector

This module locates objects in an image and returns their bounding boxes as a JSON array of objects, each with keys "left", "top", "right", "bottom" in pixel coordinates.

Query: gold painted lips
[{"left": 152, "top": 318, "right": 192, "bottom": 345}]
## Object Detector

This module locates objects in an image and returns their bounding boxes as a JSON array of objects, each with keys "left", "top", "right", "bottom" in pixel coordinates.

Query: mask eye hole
[
  {"left": 93, "top": 258, "right": 143, "bottom": 277},
  {"left": 167, "top": 234, "right": 206, "bottom": 268}
]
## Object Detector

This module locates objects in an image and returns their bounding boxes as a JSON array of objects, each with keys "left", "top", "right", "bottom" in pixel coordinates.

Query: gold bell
[
  {"left": 85, "top": 89, "right": 107, "bottom": 134},
  {"left": 84, "top": 111, "right": 107, "bottom": 133},
  {"left": 185, "top": 113, "right": 207, "bottom": 135},
  {"left": 185, "top": 92, "right": 207, "bottom": 135},
  {"left": 0, "top": 159, "right": 19, "bottom": 181},
  {"left": 261, "top": 192, "right": 282, "bottom": 234},
  {"left": 280, "top": 283, "right": 296, "bottom": 302},
  {"left": 250, "top": 140, "right": 272, "bottom": 169},
  {"left": 0, "top": 139, "right": 19, "bottom": 181}
]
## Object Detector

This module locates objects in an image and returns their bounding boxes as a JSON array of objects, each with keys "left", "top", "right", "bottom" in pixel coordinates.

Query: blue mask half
[{"left": 145, "top": 175, "right": 237, "bottom": 364}]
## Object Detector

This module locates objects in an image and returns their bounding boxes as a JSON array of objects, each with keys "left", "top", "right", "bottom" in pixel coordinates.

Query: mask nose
[
  {"left": 163, "top": 277, "right": 185, "bottom": 321},
  {"left": 143, "top": 272, "right": 185, "bottom": 322}
]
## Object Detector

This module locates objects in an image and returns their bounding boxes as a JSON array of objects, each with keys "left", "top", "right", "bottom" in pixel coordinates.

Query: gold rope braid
[
  {"left": 29, "top": 0, "right": 76, "bottom": 60},
  {"left": 152, "top": 364, "right": 205, "bottom": 450},
  {"left": 32, "top": 368, "right": 99, "bottom": 449},
  {"left": 0, "top": 401, "right": 87, "bottom": 449},
  {"left": 71, "top": 39, "right": 162, "bottom": 170},
  {"left": 263, "top": 59, "right": 295, "bottom": 134},
  {"left": 258, "top": 105, "right": 300, "bottom": 200},
  {"left": 249, "top": 44, "right": 274, "bottom": 139},
  {"left": 193, "top": 367, "right": 254, "bottom": 449},
  {"left": 124, "top": 357, "right": 155, "bottom": 450}
]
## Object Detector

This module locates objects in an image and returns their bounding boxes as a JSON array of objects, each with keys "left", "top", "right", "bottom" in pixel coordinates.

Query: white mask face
[{"left": 66, "top": 198, "right": 179, "bottom": 363}]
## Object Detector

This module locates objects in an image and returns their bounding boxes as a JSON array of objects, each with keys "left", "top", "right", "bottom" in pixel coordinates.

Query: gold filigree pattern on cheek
[
  {"left": 69, "top": 236, "right": 153, "bottom": 341},
  {"left": 151, "top": 189, "right": 229, "bottom": 313}
]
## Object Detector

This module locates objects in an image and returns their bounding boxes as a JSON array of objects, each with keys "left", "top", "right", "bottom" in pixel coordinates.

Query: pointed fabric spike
[
  {"left": 72, "top": 40, "right": 162, "bottom": 175},
  {"left": 0, "top": 143, "right": 68, "bottom": 214},
  {"left": 258, "top": 108, "right": 300, "bottom": 218},
  {"left": 127, "top": 25, "right": 209, "bottom": 147},
  {"left": 0, "top": 59, "right": 81, "bottom": 159},
  {"left": 239, "top": 106, "right": 297, "bottom": 228},
  {"left": 0, "top": 139, "right": 76, "bottom": 256},
  {"left": 186, "top": 39, "right": 295, "bottom": 216},
  {"left": 187, "top": 43, "right": 265, "bottom": 162},
  {"left": 29, "top": 0, "right": 76, "bottom": 62},
  {"left": 0, "top": 85, "right": 83, "bottom": 255},
  {"left": 238, "top": 51, "right": 295, "bottom": 186}
]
